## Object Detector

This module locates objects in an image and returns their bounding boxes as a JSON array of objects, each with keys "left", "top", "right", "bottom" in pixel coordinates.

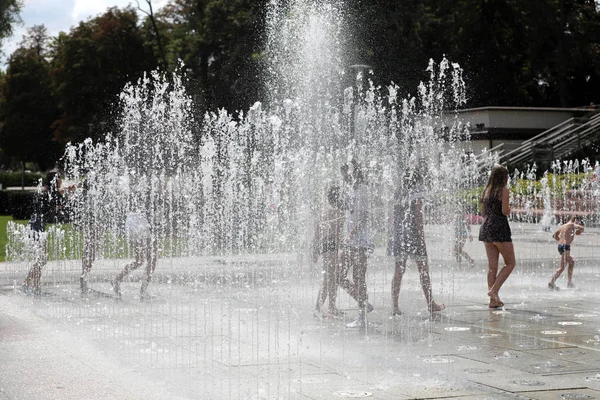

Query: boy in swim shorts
[{"left": 548, "top": 215, "right": 584, "bottom": 290}]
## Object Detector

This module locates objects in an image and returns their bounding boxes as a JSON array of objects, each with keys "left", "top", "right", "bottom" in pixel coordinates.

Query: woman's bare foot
[
  {"left": 429, "top": 302, "right": 446, "bottom": 313},
  {"left": 488, "top": 291, "right": 504, "bottom": 308},
  {"left": 489, "top": 299, "right": 504, "bottom": 308}
]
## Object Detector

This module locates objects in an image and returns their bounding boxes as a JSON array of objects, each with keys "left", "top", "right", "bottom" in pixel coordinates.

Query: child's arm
[{"left": 552, "top": 227, "right": 561, "bottom": 241}]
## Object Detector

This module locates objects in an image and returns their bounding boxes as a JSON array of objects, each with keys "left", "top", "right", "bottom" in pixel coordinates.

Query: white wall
[
  {"left": 469, "top": 140, "right": 524, "bottom": 156},
  {"left": 444, "top": 107, "right": 579, "bottom": 130},
  {"left": 487, "top": 110, "right": 573, "bottom": 129}
]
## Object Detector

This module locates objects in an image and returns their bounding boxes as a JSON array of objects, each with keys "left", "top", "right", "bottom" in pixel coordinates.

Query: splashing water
[{"left": 58, "top": 3, "right": 477, "bottom": 262}]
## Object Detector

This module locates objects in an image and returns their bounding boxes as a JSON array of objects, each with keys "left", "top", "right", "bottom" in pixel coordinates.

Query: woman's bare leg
[
  {"left": 487, "top": 242, "right": 516, "bottom": 303},
  {"left": 484, "top": 242, "right": 500, "bottom": 292}
]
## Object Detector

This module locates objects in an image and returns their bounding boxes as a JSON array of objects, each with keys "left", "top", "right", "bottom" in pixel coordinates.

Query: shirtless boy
[{"left": 548, "top": 215, "right": 584, "bottom": 290}]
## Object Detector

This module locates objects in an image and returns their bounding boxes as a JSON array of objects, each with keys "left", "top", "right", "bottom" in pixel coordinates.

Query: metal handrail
[
  {"left": 551, "top": 115, "right": 600, "bottom": 158},
  {"left": 483, "top": 109, "right": 600, "bottom": 168},
  {"left": 499, "top": 119, "right": 576, "bottom": 163}
]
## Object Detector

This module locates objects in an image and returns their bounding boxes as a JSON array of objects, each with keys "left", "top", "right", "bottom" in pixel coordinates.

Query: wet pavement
[{"left": 1, "top": 222, "right": 600, "bottom": 399}]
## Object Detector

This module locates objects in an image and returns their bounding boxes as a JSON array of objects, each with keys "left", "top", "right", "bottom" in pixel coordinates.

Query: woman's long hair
[{"left": 482, "top": 164, "right": 509, "bottom": 202}]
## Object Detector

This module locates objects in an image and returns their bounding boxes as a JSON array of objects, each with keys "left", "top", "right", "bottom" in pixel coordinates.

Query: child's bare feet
[{"left": 429, "top": 302, "right": 445, "bottom": 313}]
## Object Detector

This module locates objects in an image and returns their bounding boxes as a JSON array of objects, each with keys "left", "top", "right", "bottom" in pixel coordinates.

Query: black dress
[{"left": 478, "top": 196, "right": 512, "bottom": 242}]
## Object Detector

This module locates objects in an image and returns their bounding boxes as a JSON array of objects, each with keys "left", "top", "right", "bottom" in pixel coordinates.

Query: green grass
[
  {"left": 0, "top": 215, "right": 27, "bottom": 262},
  {"left": 0, "top": 215, "right": 188, "bottom": 262}
]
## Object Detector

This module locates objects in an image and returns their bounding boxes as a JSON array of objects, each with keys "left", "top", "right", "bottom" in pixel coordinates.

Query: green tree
[
  {"left": 0, "top": 0, "right": 22, "bottom": 57},
  {"left": 345, "top": 0, "right": 599, "bottom": 108},
  {"left": 522, "top": 0, "right": 600, "bottom": 106},
  {"left": 0, "top": 25, "right": 59, "bottom": 185},
  {"left": 50, "top": 7, "right": 158, "bottom": 144},
  {"left": 157, "top": 0, "right": 267, "bottom": 113},
  {"left": 345, "top": 0, "right": 432, "bottom": 96}
]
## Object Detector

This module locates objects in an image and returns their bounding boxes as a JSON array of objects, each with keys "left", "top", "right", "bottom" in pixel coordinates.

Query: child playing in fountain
[
  {"left": 339, "top": 160, "right": 375, "bottom": 328},
  {"left": 548, "top": 215, "right": 584, "bottom": 290},
  {"left": 21, "top": 172, "right": 64, "bottom": 296},
  {"left": 112, "top": 209, "right": 158, "bottom": 300},
  {"left": 312, "top": 185, "right": 345, "bottom": 319},
  {"left": 453, "top": 209, "right": 474, "bottom": 267},
  {"left": 387, "top": 166, "right": 445, "bottom": 315}
]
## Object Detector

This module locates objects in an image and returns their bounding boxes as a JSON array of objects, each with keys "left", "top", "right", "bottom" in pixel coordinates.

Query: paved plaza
[{"left": 1, "top": 222, "right": 600, "bottom": 399}]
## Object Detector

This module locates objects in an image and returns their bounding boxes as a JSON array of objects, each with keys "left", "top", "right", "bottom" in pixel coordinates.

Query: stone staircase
[{"left": 498, "top": 110, "right": 600, "bottom": 168}]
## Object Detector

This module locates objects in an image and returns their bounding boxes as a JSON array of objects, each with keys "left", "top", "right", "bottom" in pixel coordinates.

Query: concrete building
[{"left": 450, "top": 106, "right": 593, "bottom": 154}]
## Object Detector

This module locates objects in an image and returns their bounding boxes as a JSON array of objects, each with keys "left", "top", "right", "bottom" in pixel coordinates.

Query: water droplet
[
  {"left": 444, "top": 326, "right": 470, "bottom": 332},
  {"left": 423, "top": 356, "right": 454, "bottom": 364},
  {"left": 512, "top": 380, "right": 545, "bottom": 386},
  {"left": 333, "top": 390, "right": 373, "bottom": 398},
  {"left": 456, "top": 345, "right": 478, "bottom": 351}
]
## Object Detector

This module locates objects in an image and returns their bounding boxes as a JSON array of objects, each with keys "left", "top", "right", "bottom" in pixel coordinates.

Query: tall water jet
[
  {"left": 58, "top": 0, "right": 476, "bottom": 269},
  {"left": 9, "top": 2, "right": 600, "bottom": 398}
]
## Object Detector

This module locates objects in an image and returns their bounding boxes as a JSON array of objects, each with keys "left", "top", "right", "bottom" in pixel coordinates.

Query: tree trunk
[
  {"left": 144, "top": 0, "right": 167, "bottom": 70},
  {"left": 21, "top": 160, "right": 25, "bottom": 190}
]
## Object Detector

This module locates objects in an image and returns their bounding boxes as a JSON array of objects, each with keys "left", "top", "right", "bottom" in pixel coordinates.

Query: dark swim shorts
[{"left": 558, "top": 244, "right": 571, "bottom": 255}]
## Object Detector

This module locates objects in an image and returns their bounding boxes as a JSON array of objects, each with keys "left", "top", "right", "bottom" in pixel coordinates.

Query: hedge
[
  {"left": 0, "top": 190, "right": 37, "bottom": 219},
  {"left": 0, "top": 171, "right": 44, "bottom": 188}
]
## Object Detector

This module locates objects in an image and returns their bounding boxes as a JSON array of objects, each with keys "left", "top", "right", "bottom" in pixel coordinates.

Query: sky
[{"left": 2, "top": 0, "right": 168, "bottom": 67}]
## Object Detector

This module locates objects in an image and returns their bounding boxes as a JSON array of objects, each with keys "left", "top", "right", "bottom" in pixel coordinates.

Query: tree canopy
[
  {"left": 0, "top": 0, "right": 598, "bottom": 171},
  {"left": 0, "top": 25, "right": 58, "bottom": 171},
  {"left": 0, "top": 0, "right": 22, "bottom": 57}
]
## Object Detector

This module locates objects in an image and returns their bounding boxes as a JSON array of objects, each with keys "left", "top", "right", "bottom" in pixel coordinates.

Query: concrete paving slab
[
  {"left": 523, "top": 388, "right": 600, "bottom": 400},
  {"left": 522, "top": 347, "right": 600, "bottom": 365},
  {"left": 467, "top": 371, "right": 585, "bottom": 392},
  {"left": 2, "top": 222, "right": 600, "bottom": 398},
  {"left": 450, "top": 394, "right": 535, "bottom": 400}
]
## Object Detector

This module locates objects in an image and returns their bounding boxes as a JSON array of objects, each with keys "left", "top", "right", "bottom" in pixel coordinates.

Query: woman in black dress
[{"left": 479, "top": 165, "right": 515, "bottom": 308}]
